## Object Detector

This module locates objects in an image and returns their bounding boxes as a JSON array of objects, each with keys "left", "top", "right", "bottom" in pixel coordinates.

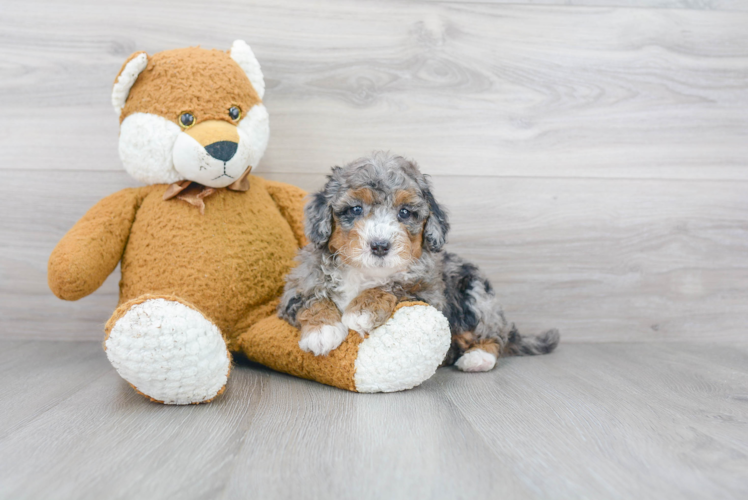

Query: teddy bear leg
[
  {"left": 104, "top": 295, "right": 231, "bottom": 405},
  {"left": 236, "top": 302, "right": 451, "bottom": 393}
]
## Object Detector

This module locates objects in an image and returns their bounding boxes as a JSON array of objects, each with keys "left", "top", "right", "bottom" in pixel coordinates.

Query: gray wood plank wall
[{"left": 1, "top": 0, "right": 746, "bottom": 342}]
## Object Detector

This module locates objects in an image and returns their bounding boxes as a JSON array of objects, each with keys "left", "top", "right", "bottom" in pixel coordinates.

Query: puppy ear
[
  {"left": 305, "top": 168, "right": 342, "bottom": 248},
  {"left": 112, "top": 51, "right": 148, "bottom": 117},
  {"left": 423, "top": 187, "right": 449, "bottom": 252}
]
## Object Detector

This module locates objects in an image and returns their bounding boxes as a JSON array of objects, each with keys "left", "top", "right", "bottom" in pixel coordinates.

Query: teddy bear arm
[
  {"left": 48, "top": 187, "right": 144, "bottom": 301},
  {"left": 262, "top": 179, "right": 309, "bottom": 248},
  {"left": 236, "top": 301, "right": 452, "bottom": 393}
]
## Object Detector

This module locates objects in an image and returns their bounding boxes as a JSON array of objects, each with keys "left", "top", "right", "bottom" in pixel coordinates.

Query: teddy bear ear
[
  {"left": 229, "top": 40, "right": 265, "bottom": 100},
  {"left": 112, "top": 51, "right": 148, "bottom": 116}
]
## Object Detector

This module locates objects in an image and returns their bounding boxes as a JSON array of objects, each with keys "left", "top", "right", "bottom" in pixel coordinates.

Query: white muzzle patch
[
  {"left": 172, "top": 128, "right": 252, "bottom": 188},
  {"left": 118, "top": 104, "right": 269, "bottom": 186}
]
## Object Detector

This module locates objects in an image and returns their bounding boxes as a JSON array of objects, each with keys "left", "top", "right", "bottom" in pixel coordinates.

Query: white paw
[
  {"left": 455, "top": 349, "right": 497, "bottom": 372},
  {"left": 342, "top": 310, "right": 376, "bottom": 336},
  {"left": 299, "top": 322, "right": 349, "bottom": 356},
  {"left": 105, "top": 298, "right": 230, "bottom": 404}
]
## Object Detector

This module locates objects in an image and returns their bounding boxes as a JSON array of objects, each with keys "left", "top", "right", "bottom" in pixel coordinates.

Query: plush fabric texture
[
  {"left": 237, "top": 301, "right": 437, "bottom": 392},
  {"left": 112, "top": 52, "right": 148, "bottom": 116},
  {"left": 229, "top": 40, "right": 265, "bottom": 99},
  {"left": 48, "top": 187, "right": 145, "bottom": 301},
  {"left": 118, "top": 112, "right": 184, "bottom": 185},
  {"left": 49, "top": 42, "right": 452, "bottom": 403},
  {"left": 105, "top": 295, "right": 231, "bottom": 405},
  {"left": 119, "top": 47, "right": 261, "bottom": 126},
  {"left": 354, "top": 303, "right": 451, "bottom": 393}
]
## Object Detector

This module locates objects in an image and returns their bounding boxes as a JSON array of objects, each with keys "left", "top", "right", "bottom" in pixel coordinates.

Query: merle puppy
[{"left": 279, "top": 152, "right": 559, "bottom": 371}]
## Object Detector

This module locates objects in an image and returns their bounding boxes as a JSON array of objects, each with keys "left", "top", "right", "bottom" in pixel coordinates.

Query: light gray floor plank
[
  {"left": 0, "top": 340, "right": 746, "bottom": 500},
  {"left": 221, "top": 369, "right": 529, "bottom": 499},
  {"left": 435, "top": 343, "right": 748, "bottom": 499},
  {"left": 0, "top": 341, "right": 111, "bottom": 438},
  {"left": 0, "top": 361, "right": 266, "bottom": 500}
]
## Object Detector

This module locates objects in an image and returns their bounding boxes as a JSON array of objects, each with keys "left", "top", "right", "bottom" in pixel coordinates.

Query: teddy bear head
[{"left": 112, "top": 40, "right": 269, "bottom": 188}]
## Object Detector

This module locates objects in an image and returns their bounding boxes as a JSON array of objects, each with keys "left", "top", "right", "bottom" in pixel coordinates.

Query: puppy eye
[
  {"left": 398, "top": 208, "right": 411, "bottom": 220},
  {"left": 179, "top": 112, "right": 195, "bottom": 128},
  {"left": 228, "top": 106, "right": 241, "bottom": 121},
  {"left": 349, "top": 206, "right": 363, "bottom": 216}
]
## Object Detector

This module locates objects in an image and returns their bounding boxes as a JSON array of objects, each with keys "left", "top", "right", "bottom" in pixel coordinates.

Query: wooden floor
[{"left": 0, "top": 340, "right": 746, "bottom": 500}]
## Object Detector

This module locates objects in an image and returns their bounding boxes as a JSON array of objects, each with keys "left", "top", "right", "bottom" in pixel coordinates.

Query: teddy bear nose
[{"left": 204, "top": 141, "right": 238, "bottom": 162}]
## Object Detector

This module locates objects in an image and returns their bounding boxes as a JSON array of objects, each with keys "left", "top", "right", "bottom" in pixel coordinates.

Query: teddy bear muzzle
[{"left": 172, "top": 119, "right": 252, "bottom": 188}]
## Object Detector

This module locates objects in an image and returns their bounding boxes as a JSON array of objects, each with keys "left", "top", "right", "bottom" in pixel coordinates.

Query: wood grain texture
[
  {"left": 1, "top": 0, "right": 747, "bottom": 180},
  {"left": 1, "top": 0, "right": 747, "bottom": 343},
  {"left": 3, "top": 170, "right": 746, "bottom": 342},
  {"left": 433, "top": 0, "right": 748, "bottom": 11},
  {"left": 0, "top": 340, "right": 746, "bottom": 499}
]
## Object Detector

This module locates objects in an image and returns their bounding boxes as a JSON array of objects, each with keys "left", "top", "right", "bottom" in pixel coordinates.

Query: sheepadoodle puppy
[{"left": 279, "top": 152, "right": 559, "bottom": 372}]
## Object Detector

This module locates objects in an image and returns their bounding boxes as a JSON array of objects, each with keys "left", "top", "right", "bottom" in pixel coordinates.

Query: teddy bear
[{"left": 47, "top": 41, "right": 450, "bottom": 404}]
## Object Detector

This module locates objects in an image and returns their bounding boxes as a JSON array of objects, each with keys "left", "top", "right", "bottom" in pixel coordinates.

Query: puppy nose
[
  {"left": 204, "top": 141, "right": 238, "bottom": 162},
  {"left": 370, "top": 240, "right": 390, "bottom": 257}
]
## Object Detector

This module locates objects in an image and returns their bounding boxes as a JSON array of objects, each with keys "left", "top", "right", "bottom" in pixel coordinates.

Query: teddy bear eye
[
  {"left": 179, "top": 112, "right": 195, "bottom": 128},
  {"left": 228, "top": 106, "right": 241, "bottom": 121}
]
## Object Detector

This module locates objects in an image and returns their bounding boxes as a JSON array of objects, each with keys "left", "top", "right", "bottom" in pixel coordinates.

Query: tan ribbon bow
[{"left": 163, "top": 166, "right": 252, "bottom": 214}]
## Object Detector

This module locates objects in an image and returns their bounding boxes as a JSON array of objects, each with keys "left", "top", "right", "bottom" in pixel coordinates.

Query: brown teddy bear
[{"left": 48, "top": 41, "right": 450, "bottom": 404}]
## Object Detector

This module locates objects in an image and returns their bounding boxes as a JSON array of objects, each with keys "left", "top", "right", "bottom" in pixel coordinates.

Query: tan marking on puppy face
[
  {"left": 349, "top": 187, "right": 375, "bottom": 205},
  {"left": 328, "top": 220, "right": 365, "bottom": 265},
  {"left": 345, "top": 288, "right": 398, "bottom": 329},
  {"left": 297, "top": 299, "right": 342, "bottom": 328},
  {"left": 120, "top": 47, "right": 261, "bottom": 125},
  {"left": 394, "top": 189, "right": 418, "bottom": 206},
  {"left": 395, "top": 220, "right": 424, "bottom": 262},
  {"left": 408, "top": 225, "right": 424, "bottom": 260}
]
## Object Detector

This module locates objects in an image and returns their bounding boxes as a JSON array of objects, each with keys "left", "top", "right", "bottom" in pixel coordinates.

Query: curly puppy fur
[{"left": 279, "top": 152, "right": 559, "bottom": 370}]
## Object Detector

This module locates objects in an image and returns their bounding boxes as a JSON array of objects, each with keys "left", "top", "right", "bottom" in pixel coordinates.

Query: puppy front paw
[
  {"left": 342, "top": 289, "right": 397, "bottom": 336},
  {"left": 299, "top": 322, "right": 349, "bottom": 356},
  {"left": 342, "top": 310, "right": 377, "bottom": 336}
]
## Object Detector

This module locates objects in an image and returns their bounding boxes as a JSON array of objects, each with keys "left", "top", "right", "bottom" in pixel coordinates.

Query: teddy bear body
[
  {"left": 117, "top": 180, "right": 300, "bottom": 340},
  {"left": 48, "top": 41, "right": 451, "bottom": 405}
]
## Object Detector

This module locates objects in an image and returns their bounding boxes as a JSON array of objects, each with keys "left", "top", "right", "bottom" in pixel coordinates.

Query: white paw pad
[
  {"left": 342, "top": 310, "right": 376, "bottom": 335},
  {"left": 455, "top": 349, "right": 497, "bottom": 372},
  {"left": 105, "top": 298, "right": 230, "bottom": 404},
  {"left": 299, "top": 322, "right": 349, "bottom": 356}
]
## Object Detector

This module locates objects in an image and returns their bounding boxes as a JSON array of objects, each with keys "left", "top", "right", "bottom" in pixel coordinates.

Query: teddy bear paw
[
  {"left": 105, "top": 298, "right": 231, "bottom": 404},
  {"left": 354, "top": 304, "right": 451, "bottom": 393}
]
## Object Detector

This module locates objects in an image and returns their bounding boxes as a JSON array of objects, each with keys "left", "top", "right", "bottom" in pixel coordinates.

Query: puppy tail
[{"left": 504, "top": 324, "right": 560, "bottom": 356}]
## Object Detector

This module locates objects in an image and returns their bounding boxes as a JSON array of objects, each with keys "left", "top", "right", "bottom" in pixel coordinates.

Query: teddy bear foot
[
  {"left": 104, "top": 297, "right": 231, "bottom": 405},
  {"left": 353, "top": 303, "right": 451, "bottom": 392}
]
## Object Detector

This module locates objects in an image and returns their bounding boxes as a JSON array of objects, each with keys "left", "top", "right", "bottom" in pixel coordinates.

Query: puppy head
[
  {"left": 306, "top": 152, "right": 449, "bottom": 271},
  {"left": 112, "top": 41, "right": 269, "bottom": 187}
]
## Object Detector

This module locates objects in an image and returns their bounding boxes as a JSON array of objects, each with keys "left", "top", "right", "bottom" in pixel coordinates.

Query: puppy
[{"left": 279, "top": 152, "right": 559, "bottom": 372}]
